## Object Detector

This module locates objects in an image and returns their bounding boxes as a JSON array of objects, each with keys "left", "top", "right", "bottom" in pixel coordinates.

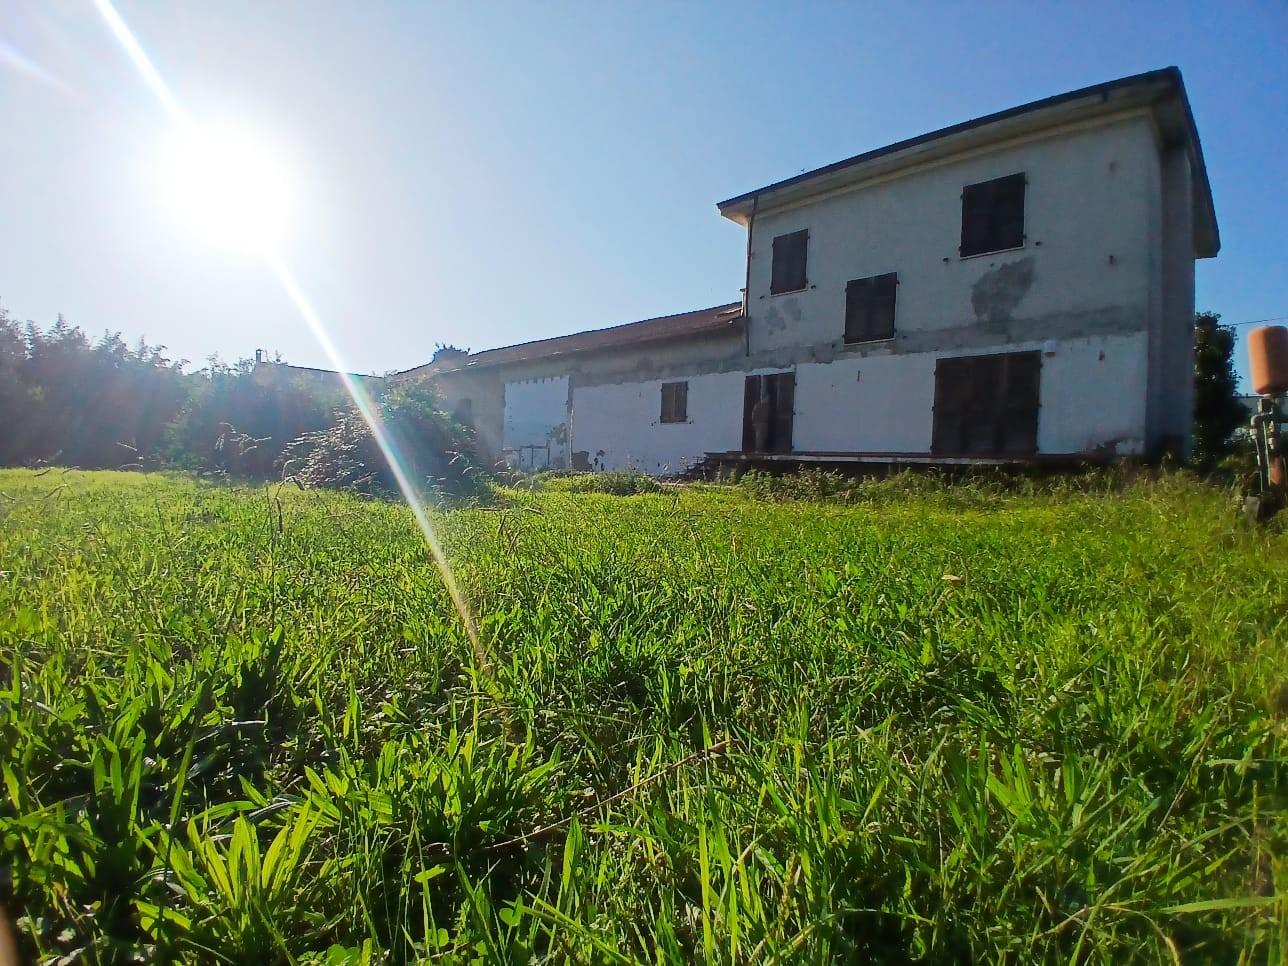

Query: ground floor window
[
  {"left": 660, "top": 381, "right": 688, "bottom": 423},
  {"left": 931, "top": 351, "right": 1040, "bottom": 456}
]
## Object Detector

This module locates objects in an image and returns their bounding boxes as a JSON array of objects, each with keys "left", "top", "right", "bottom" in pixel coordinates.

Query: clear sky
[{"left": 2, "top": 1, "right": 1285, "bottom": 380}]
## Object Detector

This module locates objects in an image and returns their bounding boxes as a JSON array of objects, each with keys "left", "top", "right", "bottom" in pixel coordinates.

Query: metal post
[{"left": 1248, "top": 394, "right": 1286, "bottom": 519}]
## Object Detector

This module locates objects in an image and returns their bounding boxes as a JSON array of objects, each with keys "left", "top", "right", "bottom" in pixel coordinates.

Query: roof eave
[
  {"left": 1170, "top": 73, "right": 1220, "bottom": 258},
  {"left": 396, "top": 309, "right": 746, "bottom": 379},
  {"left": 440, "top": 316, "right": 746, "bottom": 374},
  {"left": 716, "top": 67, "right": 1219, "bottom": 255}
]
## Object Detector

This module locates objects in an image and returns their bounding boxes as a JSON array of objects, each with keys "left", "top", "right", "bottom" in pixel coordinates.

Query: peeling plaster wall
[
  {"left": 502, "top": 376, "right": 570, "bottom": 470},
  {"left": 746, "top": 114, "right": 1160, "bottom": 363},
  {"left": 570, "top": 371, "right": 747, "bottom": 475}
]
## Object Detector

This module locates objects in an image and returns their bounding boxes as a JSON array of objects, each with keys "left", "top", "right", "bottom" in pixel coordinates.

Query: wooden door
[
  {"left": 770, "top": 372, "right": 794, "bottom": 453},
  {"left": 932, "top": 352, "right": 1039, "bottom": 456},
  {"left": 742, "top": 373, "right": 795, "bottom": 453},
  {"left": 741, "top": 376, "right": 759, "bottom": 452}
]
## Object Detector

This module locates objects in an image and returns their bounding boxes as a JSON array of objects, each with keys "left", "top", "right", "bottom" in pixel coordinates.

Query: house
[{"left": 400, "top": 67, "right": 1218, "bottom": 475}]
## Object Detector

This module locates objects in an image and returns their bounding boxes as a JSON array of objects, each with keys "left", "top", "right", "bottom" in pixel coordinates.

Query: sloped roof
[
  {"left": 400, "top": 302, "right": 744, "bottom": 377},
  {"left": 717, "top": 67, "right": 1218, "bottom": 257}
]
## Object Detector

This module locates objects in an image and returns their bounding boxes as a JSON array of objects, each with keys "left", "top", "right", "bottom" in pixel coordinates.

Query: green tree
[
  {"left": 1191, "top": 311, "right": 1245, "bottom": 470},
  {"left": 165, "top": 357, "right": 342, "bottom": 477},
  {"left": 0, "top": 313, "right": 187, "bottom": 468}
]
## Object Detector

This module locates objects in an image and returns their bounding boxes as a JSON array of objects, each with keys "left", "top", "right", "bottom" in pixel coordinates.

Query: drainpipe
[{"left": 742, "top": 196, "right": 757, "bottom": 357}]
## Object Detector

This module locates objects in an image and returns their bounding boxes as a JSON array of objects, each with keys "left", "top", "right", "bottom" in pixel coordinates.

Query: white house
[{"left": 400, "top": 67, "right": 1218, "bottom": 475}]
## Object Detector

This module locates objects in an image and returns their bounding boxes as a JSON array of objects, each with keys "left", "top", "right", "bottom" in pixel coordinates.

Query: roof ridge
[{"left": 717, "top": 67, "right": 1183, "bottom": 211}]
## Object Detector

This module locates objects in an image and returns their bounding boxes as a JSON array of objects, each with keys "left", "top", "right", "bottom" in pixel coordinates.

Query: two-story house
[{"left": 400, "top": 67, "right": 1218, "bottom": 474}]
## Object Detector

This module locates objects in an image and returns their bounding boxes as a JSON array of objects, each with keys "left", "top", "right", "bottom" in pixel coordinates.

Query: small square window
[
  {"left": 844, "top": 273, "right": 897, "bottom": 344},
  {"left": 770, "top": 229, "right": 809, "bottom": 294},
  {"left": 660, "top": 381, "right": 688, "bottom": 423},
  {"left": 960, "top": 173, "right": 1026, "bottom": 257}
]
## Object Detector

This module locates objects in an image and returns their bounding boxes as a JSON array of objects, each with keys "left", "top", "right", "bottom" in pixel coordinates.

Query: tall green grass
[{"left": 1, "top": 469, "right": 1284, "bottom": 962}]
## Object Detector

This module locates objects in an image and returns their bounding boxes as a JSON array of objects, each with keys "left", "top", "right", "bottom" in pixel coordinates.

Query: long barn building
[{"left": 398, "top": 67, "right": 1218, "bottom": 474}]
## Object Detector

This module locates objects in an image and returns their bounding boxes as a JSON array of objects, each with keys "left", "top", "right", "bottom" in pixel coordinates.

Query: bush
[
  {"left": 166, "top": 359, "right": 342, "bottom": 478},
  {"left": 535, "top": 470, "right": 663, "bottom": 496},
  {"left": 738, "top": 467, "right": 940, "bottom": 504},
  {"left": 281, "top": 381, "right": 488, "bottom": 501},
  {"left": 737, "top": 465, "right": 1147, "bottom": 507}
]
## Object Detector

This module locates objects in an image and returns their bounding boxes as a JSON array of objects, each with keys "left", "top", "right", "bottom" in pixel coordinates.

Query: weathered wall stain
[
  {"left": 544, "top": 307, "right": 1139, "bottom": 389},
  {"left": 764, "top": 304, "right": 786, "bottom": 335},
  {"left": 971, "top": 257, "right": 1036, "bottom": 326}
]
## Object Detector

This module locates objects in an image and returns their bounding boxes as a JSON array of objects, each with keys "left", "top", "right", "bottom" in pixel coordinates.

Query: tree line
[
  {"left": 1, "top": 305, "right": 1246, "bottom": 481},
  {"left": 0, "top": 307, "right": 483, "bottom": 495}
]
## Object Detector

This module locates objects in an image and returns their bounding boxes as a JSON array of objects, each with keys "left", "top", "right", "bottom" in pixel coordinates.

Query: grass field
[{"left": 1, "top": 469, "right": 1285, "bottom": 963}]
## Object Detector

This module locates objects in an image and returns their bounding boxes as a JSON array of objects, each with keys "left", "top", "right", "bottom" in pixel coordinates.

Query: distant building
[{"left": 400, "top": 67, "right": 1217, "bottom": 475}]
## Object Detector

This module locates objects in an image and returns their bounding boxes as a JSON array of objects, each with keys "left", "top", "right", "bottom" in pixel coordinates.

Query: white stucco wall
[
  {"left": 780, "top": 333, "right": 1149, "bottom": 457},
  {"left": 570, "top": 333, "right": 1147, "bottom": 472},
  {"left": 1036, "top": 333, "right": 1148, "bottom": 455},
  {"left": 746, "top": 113, "right": 1160, "bottom": 356},
  {"left": 571, "top": 371, "right": 747, "bottom": 474},
  {"left": 502, "top": 376, "right": 569, "bottom": 469},
  {"left": 792, "top": 354, "right": 936, "bottom": 452}
]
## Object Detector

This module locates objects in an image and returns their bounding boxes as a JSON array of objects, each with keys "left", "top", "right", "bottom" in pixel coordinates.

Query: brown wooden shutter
[
  {"left": 960, "top": 182, "right": 994, "bottom": 257},
  {"left": 770, "top": 372, "right": 794, "bottom": 453},
  {"left": 960, "top": 173, "right": 1025, "bottom": 256},
  {"left": 932, "top": 357, "right": 971, "bottom": 454},
  {"left": 844, "top": 278, "right": 869, "bottom": 343},
  {"left": 844, "top": 273, "right": 897, "bottom": 343},
  {"left": 771, "top": 230, "right": 808, "bottom": 294},
  {"left": 872, "top": 273, "right": 896, "bottom": 339},
  {"left": 660, "top": 382, "right": 688, "bottom": 423},
  {"left": 997, "top": 352, "right": 1039, "bottom": 454},
  {"left": 933, "top": 351, "right": 1039, "bottom": 455}
]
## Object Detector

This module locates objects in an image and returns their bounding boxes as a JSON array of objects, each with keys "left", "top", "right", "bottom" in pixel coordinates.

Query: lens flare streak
[
  {"left": 266, "top": 253, "right": 489, "bottom": 668},
  {"left": 93, "top": 0, "right": 490, "bottom": 669},
  {"left": 92, "top": 0, "right": 187, "bottom": 124}
]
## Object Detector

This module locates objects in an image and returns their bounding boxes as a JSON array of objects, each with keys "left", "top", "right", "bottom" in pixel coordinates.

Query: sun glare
[{"left": 158, "top": 124, "right": 292, "bottom": 251}]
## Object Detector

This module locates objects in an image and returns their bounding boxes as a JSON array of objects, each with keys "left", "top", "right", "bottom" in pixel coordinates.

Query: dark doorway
[
  {"left": 742, "top": 372, "right": 795, "bottom": 453},
  {"left": 932, "top": 351, "right": 1040, "bottom": 456}
]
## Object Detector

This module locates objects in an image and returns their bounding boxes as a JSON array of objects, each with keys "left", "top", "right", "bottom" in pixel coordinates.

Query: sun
[{"left": 158, "top": 123, "right": 293, "bottom": 252}]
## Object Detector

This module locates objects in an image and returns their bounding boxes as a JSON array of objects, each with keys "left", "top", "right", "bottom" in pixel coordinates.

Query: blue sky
[{"left": 1, "top": 2, "right": 1285, "bottom": 381}]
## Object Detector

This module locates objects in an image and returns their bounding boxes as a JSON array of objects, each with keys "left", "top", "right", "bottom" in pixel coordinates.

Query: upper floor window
[
  {"left": 844, "top": 273, "right": 897, "bottom": 344},
  {"left": 960, "top": 173, "right": 1026, "bottom": 257},
  {"left": 770, "top": 229, "right": 809, "bottom": 294},
  {"left": 660, "top": 381, "right": 688, "bottom": 423}
]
